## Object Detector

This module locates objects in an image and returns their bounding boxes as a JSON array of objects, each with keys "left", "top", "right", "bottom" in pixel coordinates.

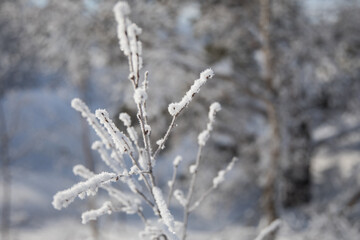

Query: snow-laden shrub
[{"left": 52, "top": 2, "right": 239, "bottom": 240}]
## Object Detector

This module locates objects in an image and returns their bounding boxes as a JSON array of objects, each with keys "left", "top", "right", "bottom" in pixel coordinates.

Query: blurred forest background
[{"left": 1, "top": 0, "right": 360, "bottom": 239}]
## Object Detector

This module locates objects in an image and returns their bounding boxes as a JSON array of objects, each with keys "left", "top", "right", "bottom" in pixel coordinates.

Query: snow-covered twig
[
  {"left": 181, "top": 102, "right": 223, "bottom": 240},
  {"left": 52, "top": 172, "right": 119, "bottom": 210},
  {"left": 254, "top": 219, "right": 282, "bottom": 240},
  {"left": 153, "top": 187, "right": 176, "bottom": 234},
  {"left": 189, "top": 157, "right": 239, "bottom": 212},
  {"left": 153, "top": 70, "right": 215, "bottom": 159},
  {"left": 96, "top": 109, "right": 134, "bottom": 154},
  {"left": 82, "top": 201, "right": 114, "bottom": 224},
  {"left": 71, "top": 98, "right": 112, "bottom": 149},
  {"left": 168, "top": 69, "right": 214, "bottom": 117}
]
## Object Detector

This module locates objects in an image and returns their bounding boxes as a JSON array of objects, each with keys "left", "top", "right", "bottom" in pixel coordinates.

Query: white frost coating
[
  {"left": 174, "top": 189, "right": 187, "bottom": 206},
  {"left": 95, "top": 109, "right": 134, "bottom": 154},
  {"left": 152, "top": 187, "right": 175, "bottom": 233},
  {"left": 156, "top": 138, "right": 164, "bottom": 146},
  {"left": 134, "top": 88, "right": 147, "bottom": 105},
  {"left": 213, "top": 170, "right": 226, "bottom": 188},
  {"left": 198, "top": 102, "right": 222, "bottom": 146},
  {"left": 73, "top": 164, "right": 140, "bottom": 213},
  {"left": 168, "top": 68, "right": 214, "bottom": 116},
  {"left": 119, "top": 112, "right": 131, "bottom": 126},
  {"left": 71, "top": 98, "right": 112, "bottom": 149},
  {"left": 189, "top": 164, "right": 197, "bottom": 174},
  {"left": 129, "top": 165, "right": 141, "bottom": 175},
  {"left": 119, "top": 113, "right": 138, "bottom": 143},
  {"left": 173, "top": 156, "right": 182, "bottom": 167},
  {"left": 113, "top": 2, "right": 131, "bottom": 56},
  {"left": 73, "top": 164, "right": 93, "bottom": 179},
  {"left": 52, "top": 172, "right": 117, "bottom": 210},
  {"left": 127, "top": 23, "right": 143, "bottom": 73},
  {"left": 113, "top": 2, "right": 130, "bottom": 23},
  {"left": 138, "top": 151, "right": 147, "bottom": 170},
  {"left": 208, "top": 102, "right": 221, "bottom": 121},
  {"left": 92, "top": 141, "right": 123, "bottom": 173},
  {"left": 213, "top": 157, "right": 238, "bottom": 188},
  {"left": 254, "top": 219, "right": 282, "bottom": 240},
  {"left": 138, "top": 41, "right": 143, "bottom": 69},
  {"left": 127, "top": 127, "right": 138, "bottom": 143},
  {"left": 197, "top": 131, "right": 210, "bottom": 146},
  {"left": 82, "top": 201, "right": 113, "bottom": 224}
]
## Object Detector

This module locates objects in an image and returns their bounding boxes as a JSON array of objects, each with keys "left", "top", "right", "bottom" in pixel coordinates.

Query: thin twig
[
  {"left": 137, "top": 103, "right": 156, "bottom": 187},
  {"left": 182, "top": 146, "right": 203, "bottom": 240},
  {"left": 152, "top": 116, "right": 176, "bottom": 159},
  {"left": 167, "top": 164, "right": 179, "bottom": 205},
  {"left": 189, "top": 186, "right": 214, "bottom": 213},
  {"left": 137, "top": 209, "right": 147, "bottom": 225}
]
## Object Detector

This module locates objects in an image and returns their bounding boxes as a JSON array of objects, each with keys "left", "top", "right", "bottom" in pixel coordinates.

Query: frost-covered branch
[
  {"left": 82, "top": 201, "right": 114, "bottom": 224},
  {"left": 153, "top": 69, "right": 215, "bottom": 159},
  {"left": 181, "top": 102, "right": 222, "bottom": 240},
  {"left": 73, "top": 165, "right": 143, "bottom": 212},
  {"left": 168, "top": 69, "right": 214, "bottom": 117},
  {"left": 52, "top": 2, "right": 238, "bottom": 239},
  {"left": 96, "top": 109, "right": 134, "bottom": 155},
  {"left": 254, "top": 219, "right": 282, "bottom": 240},
  {"left": 52, "top": 172, "right": 119, "bottom": 210},
  {"left": 71, "top": 98, "right": 112, "bottom": 149},
  {"left": 153, "top": 187, "right": 176, "bottom": 234}
]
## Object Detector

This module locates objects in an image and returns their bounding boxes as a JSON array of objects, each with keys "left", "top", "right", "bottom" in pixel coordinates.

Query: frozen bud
[
  {"left": 134, "top": 88, "right": 147, "bottom": 105},
  {"left": 189, "top": 164, "right": 197, "bottom": 174},
  {"left": 173, "top": 156, "right": 182, "bottom": 167},
  {"left": 200, "top": 68, "right": 214, "bottom": 80},
  {"left": 113, "top": 2, "right": 130, "bottom": 23},
  {"left": 119, "top": 112, "right": 132, "bottom": 127},
  {"left": 208, "top": 102, "right": 221, "bottom": 121}
]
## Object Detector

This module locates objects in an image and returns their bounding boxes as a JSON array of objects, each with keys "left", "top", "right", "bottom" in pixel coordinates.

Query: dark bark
[{"left": 282, "top": 121, "right": 312, "bottom": 208}]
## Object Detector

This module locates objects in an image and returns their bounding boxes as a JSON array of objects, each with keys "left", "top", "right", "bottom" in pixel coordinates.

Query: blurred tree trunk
[
  {"left": 260, "top": 0, "right": 312, "bottom": 214},
  {"left": 282, "top": 118, "right": 312, "bottom": 207},
  {"left": 259, "top": 0, "right": 280, "bottom": 229},
  {"left": 0, "top": 101, "right": 11, "bottom": 240}
]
